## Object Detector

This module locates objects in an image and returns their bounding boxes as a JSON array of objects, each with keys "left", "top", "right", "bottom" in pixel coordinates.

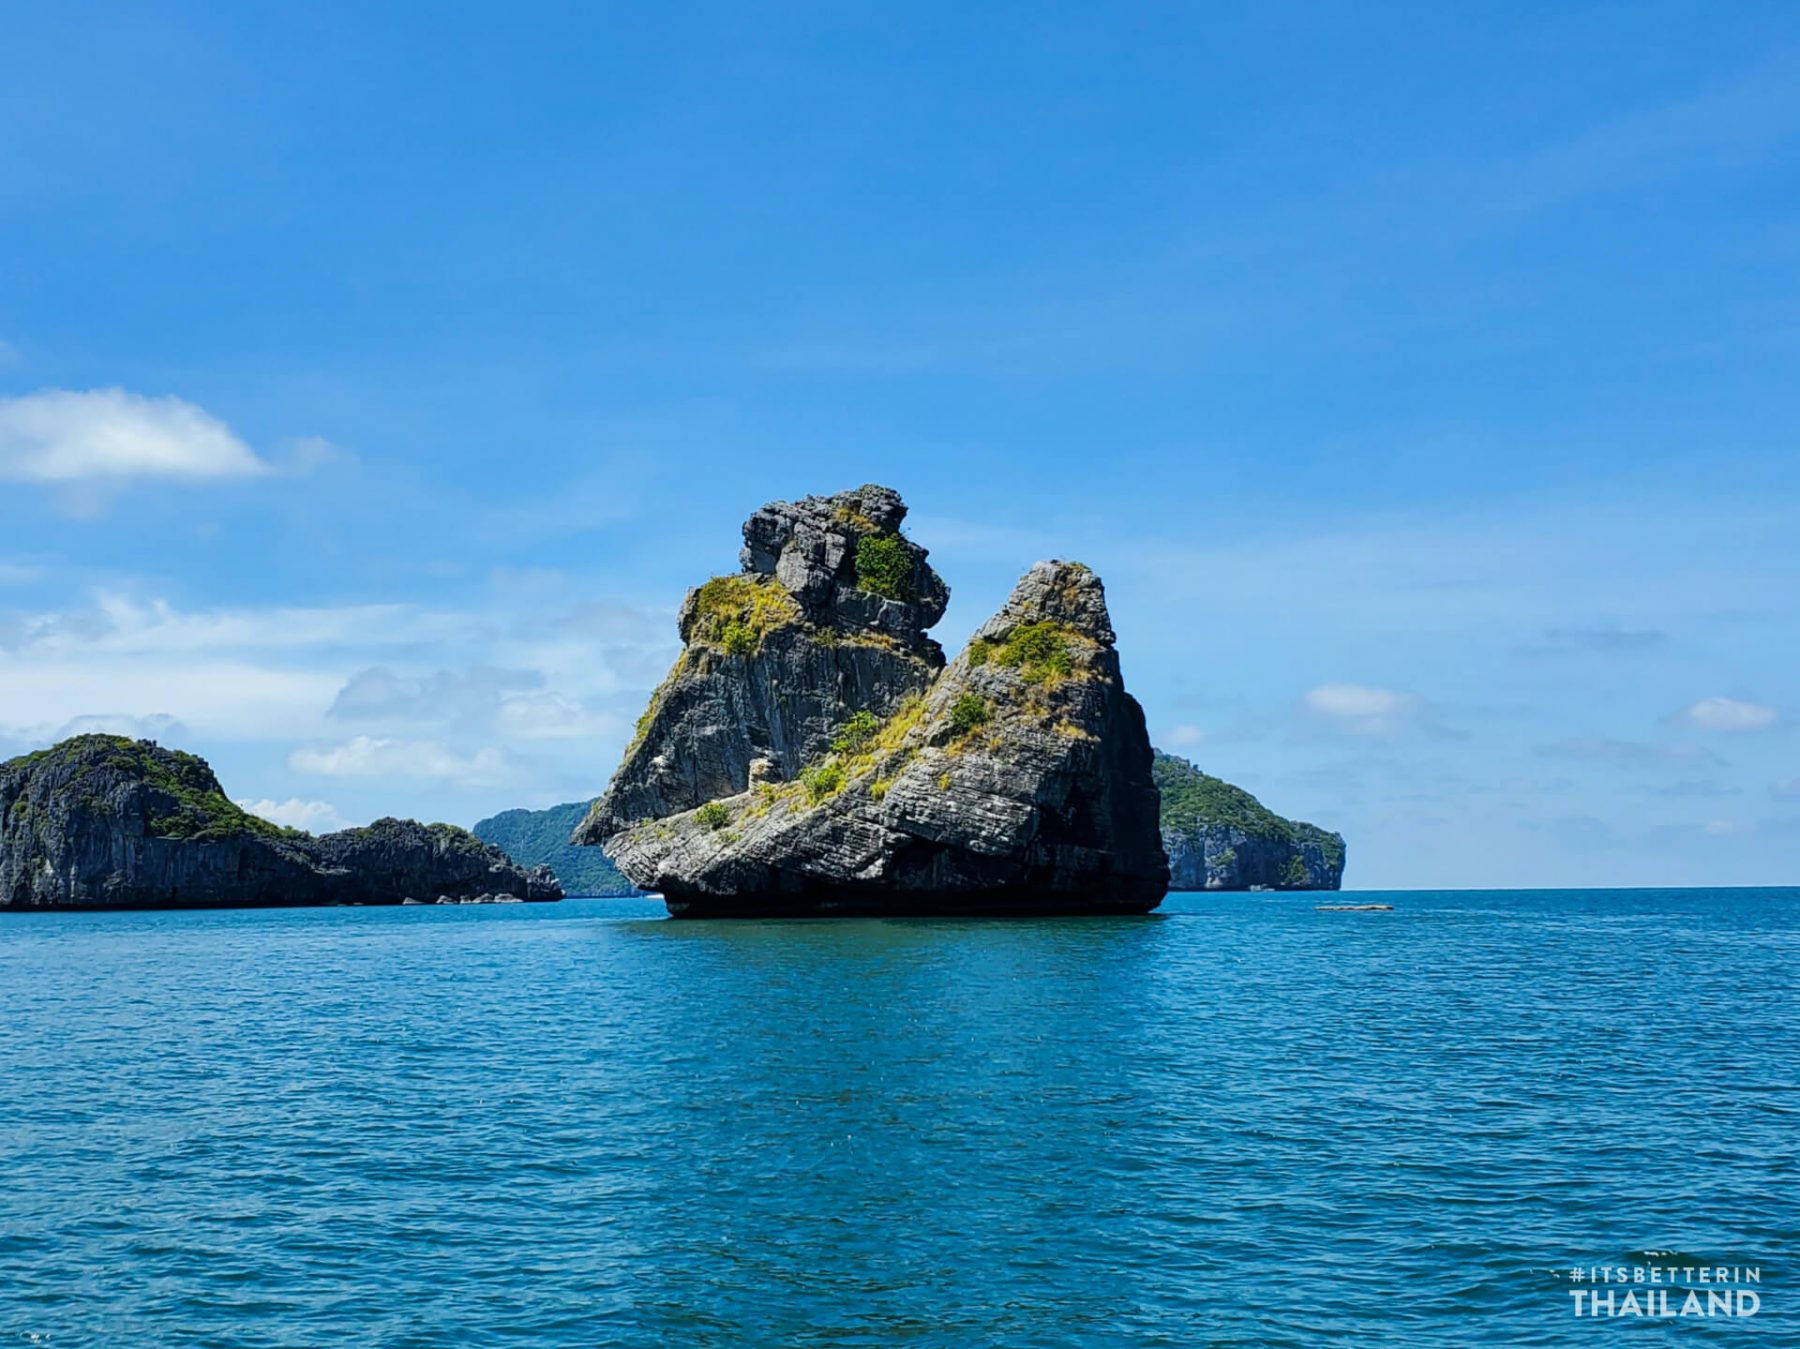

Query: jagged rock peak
[
  {"left": 737, "top": 483, "right": 949, "bottom": 639},
  {"left": 576, "top": 486, "right": 949, "bottom": 846},
  {"left": 972, "top": 559, "right": 1116, "bottom": 647}
]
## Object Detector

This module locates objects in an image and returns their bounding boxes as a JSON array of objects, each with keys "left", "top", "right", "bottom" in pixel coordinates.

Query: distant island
[
  {"left": 1153, "top": 752, "right": 1345, "bottom": 890},
  {"left": 0, "top": 735, "right": 560, "bottom": 910},
  {"left": 472, "top": 803, "right": 637, "bottom": 896}
]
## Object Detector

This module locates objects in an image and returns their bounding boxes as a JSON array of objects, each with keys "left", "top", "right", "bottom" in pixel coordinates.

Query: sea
[{"left": 1, "top": 888, "right": 1794, "bottom": 1346}]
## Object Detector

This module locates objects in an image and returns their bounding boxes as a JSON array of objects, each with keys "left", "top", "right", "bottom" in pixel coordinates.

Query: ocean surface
[{"left": 2, "top": 888, "right": 1794, "bottom": 1346}]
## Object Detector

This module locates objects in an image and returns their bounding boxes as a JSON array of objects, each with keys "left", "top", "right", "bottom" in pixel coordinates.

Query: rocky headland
[
  {"left": 575, "top": 484, "right": 1168, "bottom": 916},
  {"left": 0, "top": 735, "right": 562, "bottom": 909},
  {"left": 1153, "top": 751, "right": 1345, "bottom": 890}
]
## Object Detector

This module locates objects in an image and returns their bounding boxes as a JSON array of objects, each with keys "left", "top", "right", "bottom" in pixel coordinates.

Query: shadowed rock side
[
  {"left": 0, "top": 735, "right": 562, "bottom": 909},
  {"left": 584, "top": 527, "right": 1169, "bottom": 916},
  {"left": 1153, "top": 751, "right": 1345, "bottom": 890}
]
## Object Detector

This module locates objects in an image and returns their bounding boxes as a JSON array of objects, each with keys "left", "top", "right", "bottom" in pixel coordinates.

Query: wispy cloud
[
  {"left": 1488, "top": 55, "right": 1800, "bottom": 217},
  {"left": 1670, "top": 697, "right": 1780, "bottom": 732},
  {"left": 50, "top": 712, "right": 190, "bottom": 743},
  {"left": 1647, "top": 779, "right": 1740, "bottom": 799},
  {"left": 1539, "top": 736, "right": 1721, "bottom": 768},
  {"left": 289, "top": 736, "right": 522, "bottom": 788},
  {"left": 1162, "top": 723, "right": 1206, "bottom": 749},
  {"left": 1301, "top": 683, "right": 1425, "bottom": 736},
  {"left": 329, "top": 666, "right": 543, "bottom": 725}
]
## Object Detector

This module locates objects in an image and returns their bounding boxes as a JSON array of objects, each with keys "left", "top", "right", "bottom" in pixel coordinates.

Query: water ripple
[{"left": 1, "top": 888, "right": 1794, "bottom": 1345}]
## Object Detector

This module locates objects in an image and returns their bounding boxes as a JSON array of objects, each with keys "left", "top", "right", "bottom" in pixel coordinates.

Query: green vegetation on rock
[
  {"left": 967, "top": 621, "right": 1080, "bottom": 685},
  {"left": 800, "top": 761, "right": 846, "bottom": 804},
  {"left": 1152, "top": 751, "right": 1346, "bottom": 874},
  {"left": 695, "top": 801, "right": 731, "bottom": 830},
  {"left": 5, "top": 734, "right": 297, "bottom": 842},
  {"left": 831, "top": 711, "right": 881, "bottom": 755},
  {"left": 947, "top": 692, "right": 991, "bottom": 737},
  {"left": 854, "top": 533, "right": 915, "bottom": 599},
  {"left": 689, "top": 575, "right": 802, "bottom": 655}
]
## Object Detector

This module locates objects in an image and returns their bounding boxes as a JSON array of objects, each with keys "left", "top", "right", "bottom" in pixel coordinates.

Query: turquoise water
[{"left": 2, "top": 889, "right": 1794, "bottom": 1346}]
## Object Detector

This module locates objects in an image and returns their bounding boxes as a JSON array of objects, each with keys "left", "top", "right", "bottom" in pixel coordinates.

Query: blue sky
[{"left": 2, "top": 2, "right": 1796, "bottom": 887}]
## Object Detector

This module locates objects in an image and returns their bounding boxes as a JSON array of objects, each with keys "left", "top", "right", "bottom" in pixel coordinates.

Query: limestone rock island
[
  {"left": 575, "top": 484, "right": 1169, "bottom": 916},
  {"left": 1153, "top": 751, "right": 1346, "bottom": 891},
  {"left": 0, "top": 735, "right": 562, "bottom": 909}
]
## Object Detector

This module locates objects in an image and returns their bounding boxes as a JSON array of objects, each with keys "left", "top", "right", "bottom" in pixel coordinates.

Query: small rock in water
[{"left": 1315, "top": 903, "right": 1393, "bottom": 912}]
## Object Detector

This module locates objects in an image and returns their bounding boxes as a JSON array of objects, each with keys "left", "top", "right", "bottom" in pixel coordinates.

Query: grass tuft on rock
[
  {"left": 966, "top": 621, "right": 1081, "bottom": 685},
  {"left": 690, "top": 575, "right": 802, "bottom": 655},
  {"left": 831, "top": 711, "right": 882, "bottom": 755},
  {"left": 800, "top": 762, "right": 846, "bottom": 804},
  {"left": 947, "top": 692, "right": 991, "bottom": 737}
]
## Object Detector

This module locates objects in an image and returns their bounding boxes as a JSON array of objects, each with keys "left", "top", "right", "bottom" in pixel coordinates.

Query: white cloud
[
  {"left": 1164, "top": 723, "right": 1206, "bottom": 748},
  {"left": 1772, "top": 779, "right": 1800, "bottom": 801},
  {"left": 1302, "top": 683, "right": 1422, "bottom": 734},
  {"left": 52, "top": 712, "right": 190, "bottom": 743},
  {"left": 237, "top": 797, "right": 350, "bottom": 833},
  {"left": 0, "top": 660, "right": 338, "bottom": 742},
  {"left": 0, "top": 387, "right": 270, "bottom": 482},
  {"left": 278, "top": 435, "right": 354, "bottom": 474},
  {"left": 326, "top": 664, "right": 619, "bottom": 742},
  {"left": 1672, "top": 697, "right": 1779, "bottom": 732},
  {"left": 495, "top": 691, "right": 617, "bottom": 740},
  {"left": 12, "top": 592, "right": 460, "bottom": 658},
  {"left": 0, "top": 338, "right": 20, "bottom": 369},
  {"left": 289, "top": 736, "right": 520, "bottom": 787},
  {"left": 329, "top": 665, "right": 542, "bottom": 724}
]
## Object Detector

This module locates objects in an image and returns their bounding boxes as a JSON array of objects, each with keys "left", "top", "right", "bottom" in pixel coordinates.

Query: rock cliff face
[
  {"left": 577, "top": 486, "right": 1167, "bottom": 917},
  {"left": 582, "top": 485, "right": 948, "bottom": 842},
  {"left": 1153, "top": 752, "right": 1344, "bottom": 890},
  {"left": 0, "top": 735, "right": 561, "bottom": 909}
]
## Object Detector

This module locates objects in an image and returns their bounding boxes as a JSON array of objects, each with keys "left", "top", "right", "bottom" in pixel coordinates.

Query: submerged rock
[
  {"left": 578, "top": 486, "right": 1167, "bottom": 917},
  {"left": 0, "top": 735, "right": 562, "bottom": 909},
  {"left": 1153, "top": 752, "right": 1345, "bottom": 890}
]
